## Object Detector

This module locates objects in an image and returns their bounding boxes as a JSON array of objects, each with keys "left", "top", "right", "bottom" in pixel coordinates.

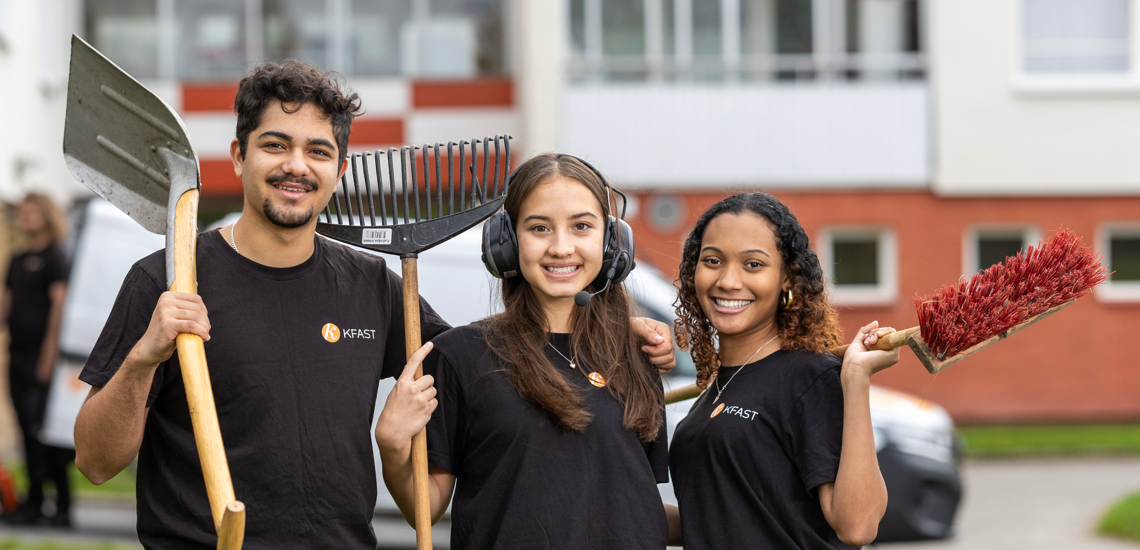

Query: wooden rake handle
[
  {"left": 401, "top": 257, "right": 433, "bottom": 550},
  {"left": 171, "top": 190, "right": 245, "bottom": 550},
  {"left": 664, "top": 327, "right": 921, "bottom": 405}
]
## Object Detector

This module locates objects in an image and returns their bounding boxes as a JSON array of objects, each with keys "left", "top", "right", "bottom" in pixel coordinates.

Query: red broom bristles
[{"left": 914, "top": 228, "right": 1108, "bottom": 360}]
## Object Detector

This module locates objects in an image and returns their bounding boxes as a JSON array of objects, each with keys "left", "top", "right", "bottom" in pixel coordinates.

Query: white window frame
[
  {"left": 1096, "top": 223, "right": 1140, "bottom": 302},
  {"left": 1013, "top": 0, "right": 1140, "bottom": 97},
  {"left": 819, "top": 226, "right": 898, "bottom": 306},
  {"left": 962, "top": 225, "right": 1040, "bottom": 277}
]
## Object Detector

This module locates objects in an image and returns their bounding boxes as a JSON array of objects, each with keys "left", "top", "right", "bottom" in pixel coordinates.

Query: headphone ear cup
[
  {"left": 481, "top": 211, "right": 520, "bottom": 279},
  {"left": 609, "top": 217, "right": 636, "bottom": 285},
  {"left": 592, "top": 216, "right": 637, "bottom": 288}
]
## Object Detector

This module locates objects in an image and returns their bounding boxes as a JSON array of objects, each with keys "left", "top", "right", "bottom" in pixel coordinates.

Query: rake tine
[
  {"left": 400, "top": 146, "right": 411, "bottom": 224},
  {"left": 420, "top": 144, "right": 431, "bottom": 220},
  {"left": 351, "top": 154, "right": 366, "bottom": 226},
  {"left": 372, "top": 150, "right": 386, "bottom": 225},
  {"left": 387, "top": 148, "right": 399, "bottom": 224},
  {"left": 339, "top": 169, "right": 355, "bottom": 226},
  {"left": 362, "top": 152, "right": 377, "bottom": 226},
  {"left": 459, "top": 140, "right": 467, "bottom": 211},
  {"left": 447, "top": 141, "right": 455, "bottom": 214},
  {"left": 492, "top": 135, "right": 502, "bottom": 198},
  {"left": 332, "top": 174, "right": 345, "bottom": 224},
  {"left": 481, "top": 136, "right": 491, "bottom": 203},
  {"left": 503, "top": 134, "right": 511, "bottom": 197},
  {"left": 434, "top": 142, "right": 443, "bottom": 218},
  {"left": 413, "top": 145, "right": 423, "bottom": 221},
  {"left": 323, "top": 202, "right": 331, "bottom": 223}
]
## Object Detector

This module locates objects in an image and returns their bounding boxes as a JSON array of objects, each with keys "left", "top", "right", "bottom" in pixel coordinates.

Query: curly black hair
[
  {"left": 234, "top": 60, "right": 363, "bottom": 166},
  {"left": 674, "top": 192, "right": 842, "bottom": 389}
]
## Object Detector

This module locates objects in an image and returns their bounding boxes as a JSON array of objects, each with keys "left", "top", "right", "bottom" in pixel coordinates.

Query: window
[
  {"left": 964, "top": 227, "right": 1039, "bottom": 275},
  {"left": 82, "top": 0, "right": 506, "bottom": 79},
  {"left": 85, "top": 0, "right": 159, "bottom": 78},
  {"left": 1016, "top": 0, "right": 1140, "bottom": 94},
  {"left": 819, "top": 227, "right": 897, "bottom": 305},
  {"left": 567, "top": 0, "right": 923, "bottom": 82},
  {"left": 1023, "top": 0, "right": 1128, "bottom": 74},
  {"left": 1097, "top": 225, "right": 1140, "bottom": 301}
]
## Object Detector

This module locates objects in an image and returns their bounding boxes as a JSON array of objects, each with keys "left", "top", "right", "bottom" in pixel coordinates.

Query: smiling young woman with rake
[{"left": 374, "top": 154, "right": 672, "bottom": 549}]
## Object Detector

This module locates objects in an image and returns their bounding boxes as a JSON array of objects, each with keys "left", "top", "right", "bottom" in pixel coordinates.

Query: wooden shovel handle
[
  {"left": 664, "top": 326, "right": 921, "bottom": 405},
  {"left": 171, "top": 190, "right": 244, "bottom": 549},
  {"left": 401, "top": 257, "right": 433, "bottom": 550}
]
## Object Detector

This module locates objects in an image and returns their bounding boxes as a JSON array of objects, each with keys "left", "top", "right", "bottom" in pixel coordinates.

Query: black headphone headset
[{"left": 481, "top": 154, "right": 635, "bottom": 305}]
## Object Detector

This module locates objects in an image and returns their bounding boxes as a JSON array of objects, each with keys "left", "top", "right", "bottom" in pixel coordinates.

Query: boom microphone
[{"left": 575, "top": 260, "right": 621, "bottom": 307}]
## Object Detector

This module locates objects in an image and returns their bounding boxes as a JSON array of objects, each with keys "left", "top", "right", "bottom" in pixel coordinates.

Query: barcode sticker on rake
[{"left": 362, "top": 228, "right": 393, "bottom": 245}]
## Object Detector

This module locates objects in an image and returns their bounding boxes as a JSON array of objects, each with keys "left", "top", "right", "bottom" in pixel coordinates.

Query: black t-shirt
[
  {"left": 80, "top": 230, "right": 449, "bottom": 550},
  {"left": 425, "top": 325, "right": 669, "bottom": 550},
  {"left": 6, "top": 243, "right": 69, "bottom": 355},
  {"left": 669, "top": 349, "right": 855, "bottom": 550}
]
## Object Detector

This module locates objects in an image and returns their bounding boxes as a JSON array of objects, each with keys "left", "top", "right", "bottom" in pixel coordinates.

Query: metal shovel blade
[{"left": 63, "top": 34, "right": 200, "bottom": 236}]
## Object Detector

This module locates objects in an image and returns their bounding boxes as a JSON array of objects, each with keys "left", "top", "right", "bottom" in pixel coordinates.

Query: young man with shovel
[{"left": 72, "top": 60, "right": 674, "bottom": 550}]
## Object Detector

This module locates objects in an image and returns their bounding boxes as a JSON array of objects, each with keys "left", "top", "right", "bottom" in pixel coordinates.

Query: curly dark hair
[
  {"left": 674, "top": 192, "right": 842, "bottom": 389},
  {"left": 234, "top": 60, "right": 363, "bottom": 166}
]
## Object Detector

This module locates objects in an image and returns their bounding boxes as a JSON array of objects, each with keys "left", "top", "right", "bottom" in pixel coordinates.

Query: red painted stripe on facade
[
  {"left": 349, "top": 118, "right": 404, "bottom": 147},
  {"left": 412, "top": 79, "right": 513, "bottom": 108},
  {"left": 182, "top": 83, "right": 240, "bottom": 113},
  {"left": 199, "top": 159, "right": 243, "bottom": 196}
]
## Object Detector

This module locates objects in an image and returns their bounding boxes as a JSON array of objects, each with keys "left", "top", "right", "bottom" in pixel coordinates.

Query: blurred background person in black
[{"left": 2, "top": 193, "right": 73, "bottom": 526}]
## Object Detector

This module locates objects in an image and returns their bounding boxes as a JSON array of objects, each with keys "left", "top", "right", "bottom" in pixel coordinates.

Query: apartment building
[{"left": 1, "top": 0, "right": 1138, "bottom": 422}]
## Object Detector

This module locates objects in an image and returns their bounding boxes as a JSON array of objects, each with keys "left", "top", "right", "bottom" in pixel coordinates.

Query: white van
[{"left": 51, "top": 202, "right": 961, "bottom": 542}]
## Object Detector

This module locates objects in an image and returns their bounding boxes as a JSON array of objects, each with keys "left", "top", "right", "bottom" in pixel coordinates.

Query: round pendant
[{"left": 588, "top": 372, "right": 607, "bottom": 387}]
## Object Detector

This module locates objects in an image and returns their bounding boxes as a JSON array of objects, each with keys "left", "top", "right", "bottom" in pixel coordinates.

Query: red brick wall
[{"left": 628, "top": 189, "right": 1140, "bottom": 424}]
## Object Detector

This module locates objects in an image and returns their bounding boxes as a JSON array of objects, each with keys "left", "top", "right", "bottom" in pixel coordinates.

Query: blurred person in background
[{"left": 2, "top": 193, "right": 74, "bottom": 527}]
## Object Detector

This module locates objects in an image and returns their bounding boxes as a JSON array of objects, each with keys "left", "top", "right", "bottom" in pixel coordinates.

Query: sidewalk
[{"left": 0, "top": 499, "right": 451, "bottom": 549}]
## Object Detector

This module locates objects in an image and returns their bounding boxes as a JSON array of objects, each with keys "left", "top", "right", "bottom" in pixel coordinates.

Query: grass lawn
[
  {"left": 0, "top": 540, "right": 138, "bottom": 550},
  {"left": 6, "top": 464, "right": 134, "bottom": 500},
  {"left": 1100, "top": 491, "right": 1140, "bottom": 542},
  {"left": 958, "top": 424, "right": 1140, "bottom": 457}
]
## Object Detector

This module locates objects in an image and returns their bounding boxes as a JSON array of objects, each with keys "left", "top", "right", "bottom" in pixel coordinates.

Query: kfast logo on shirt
[
  {"left": 321, "top": 323, "right": 377, "bottom": 343},
  {"left": 710, "top": 402, "right": 759, "bottom": 421}
]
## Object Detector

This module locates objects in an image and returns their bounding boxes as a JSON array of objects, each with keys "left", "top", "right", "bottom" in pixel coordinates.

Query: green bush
[
  {"left": 959, "top": 424, "right": 1140, "bottom": 457},
  {"left": 1100, "top": 492, "right": 1140, "bottom": 542}
]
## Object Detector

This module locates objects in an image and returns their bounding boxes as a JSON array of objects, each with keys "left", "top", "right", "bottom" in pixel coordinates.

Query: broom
[{"left": 665, "top": 227, "right": 1108, "bottom": 404}]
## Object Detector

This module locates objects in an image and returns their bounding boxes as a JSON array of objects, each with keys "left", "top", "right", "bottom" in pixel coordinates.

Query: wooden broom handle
[
  {"left": 664, "top": 326, "right": 921, "bottom": 405},
  {"left": 402, "top": 257, "right": 433, "bottom": 550},
  {"left": 171, "top": 190, "right": 245, "bottom": 550}
]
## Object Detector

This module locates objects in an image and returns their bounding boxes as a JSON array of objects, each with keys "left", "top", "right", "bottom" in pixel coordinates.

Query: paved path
[
  {"left": 0, "top": 457, "right": 1136, "bottom": 549},
  {"left": 0, "top": 500, "right": 451, "bottom": 549},
  {"left": 879, "top": 456, "right": 1140, "bottom": 549}
]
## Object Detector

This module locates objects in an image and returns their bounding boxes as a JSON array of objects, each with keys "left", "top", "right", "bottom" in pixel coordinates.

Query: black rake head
[{"left": 316, "top": 134, "right": 512, "bottom": 257}]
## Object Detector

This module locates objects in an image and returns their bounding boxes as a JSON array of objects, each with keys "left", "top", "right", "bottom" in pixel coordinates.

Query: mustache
[{"left": 266, "top": 173, "right": 319, "bottom": 191}]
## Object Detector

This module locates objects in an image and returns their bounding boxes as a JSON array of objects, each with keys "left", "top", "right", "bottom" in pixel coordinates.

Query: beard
[
  {"left": 262, "top": 198, "right": 315, "bottom": 229},
  {"left": 262, "top": 173, "right": 319, "bottom": 229}
]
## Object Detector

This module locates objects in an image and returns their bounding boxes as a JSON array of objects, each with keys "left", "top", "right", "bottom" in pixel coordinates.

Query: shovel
[
  {"left": 316, "top": 137, "right": 512, "bottom": 549},
  {"left": 62, "top": 35, "right": 245, "bottom": 550}
]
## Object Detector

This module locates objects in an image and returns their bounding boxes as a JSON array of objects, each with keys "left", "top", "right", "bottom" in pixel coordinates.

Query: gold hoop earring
[{"left": 782, "top": 289, "right": 794, "bottom": 309}]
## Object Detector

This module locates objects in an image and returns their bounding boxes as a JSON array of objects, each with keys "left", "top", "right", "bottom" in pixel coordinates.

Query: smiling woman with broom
[
  {"left": 667, "top": 192, "right": 898, "bottom": 549},
  {"left": 375, "top": 154, "right": 670, "bottom": 549}
]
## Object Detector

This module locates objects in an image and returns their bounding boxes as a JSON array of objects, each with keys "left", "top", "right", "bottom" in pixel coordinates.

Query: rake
[
  {"left": 665, "top": 227, "right": 1108, "bottom": 404},
  {"left": 315, "top": 135, "right": 512, "bottom": 550}
]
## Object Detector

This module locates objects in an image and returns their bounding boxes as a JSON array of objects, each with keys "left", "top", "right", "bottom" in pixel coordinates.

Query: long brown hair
[
  {"left": 21, "top": 193, "right": 67, "bottom": 244},
  {"left": 483, "top": 154, "right": 663, "bottom": 441},
  {"left": 674, "top": 192, "right": 842, "bottom": 389}
]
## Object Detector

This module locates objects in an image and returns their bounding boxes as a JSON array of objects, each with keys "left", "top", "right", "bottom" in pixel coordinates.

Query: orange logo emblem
[
  {"left": 711, "top": 403, "right": 726, "bottom": 418},
  {"left": 322, "top": 323, "right": 341, "bottom": 343},
  {"left": 588, "top": 372, "right": 607, "bottom": 387}
]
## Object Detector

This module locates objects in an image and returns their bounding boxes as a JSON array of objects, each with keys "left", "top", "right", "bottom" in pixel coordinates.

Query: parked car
[{"left": 55, "top": 201, "right": 961, "bottom": 542}]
